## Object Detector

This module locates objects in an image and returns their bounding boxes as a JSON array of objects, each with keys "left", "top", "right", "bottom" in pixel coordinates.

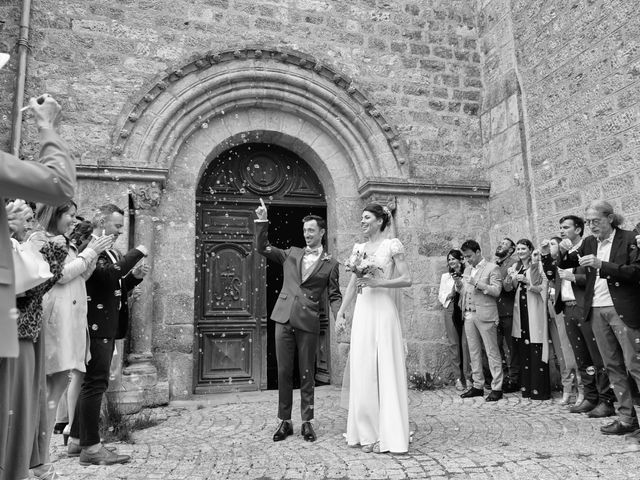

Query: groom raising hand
[{"left": 254, "top": 199, "right": 342, "bottom": 442}]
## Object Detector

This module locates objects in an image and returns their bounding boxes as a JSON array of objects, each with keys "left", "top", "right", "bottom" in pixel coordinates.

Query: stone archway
[{"left": 110, "top": 47, "right": 408, "bottom": 399}]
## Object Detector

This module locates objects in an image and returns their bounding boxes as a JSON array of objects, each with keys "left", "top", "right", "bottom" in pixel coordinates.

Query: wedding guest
[
  {"left": 457, "top": 240, "right": 504, "bottom": 401},
  {"left": 543, "top": 237, "right": 582, "bottom": 405},
  {"left": 438, "top": 249, "right": 470, "bottom": 390},
  {"left": 336, "top": 204, "right": 412, "bottom": 453},
  {"left": 67, "top": 205, "right": 149, "bottom": 465},
  {"left": 30, "top": 202, "right": 113, "bottom": 466},
  {"left": 4, "top": 204, "right": 67, "bottom": 480},
  {"left": 494, "top": 237, "right": 520, "bottom": 393},
  {"left": 558, "top": 201, "right": 640, "bottom": 436},
  {"left": 505, "top": 239, "right": 550, "bottom": 400},
  {"left": 543, "top": 217, "right": 616, "bottom": 416},
  {"left": 0, "top": 59, "right": 75, "bottom": 478}
]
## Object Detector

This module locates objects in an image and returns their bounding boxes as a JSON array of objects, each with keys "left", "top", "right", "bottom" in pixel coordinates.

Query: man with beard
[{"left": 494, "top": 238, "right": 519, "bottom": 392}]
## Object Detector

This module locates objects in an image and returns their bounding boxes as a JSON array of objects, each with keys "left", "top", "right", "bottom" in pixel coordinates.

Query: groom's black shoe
[
  {"left": 460, "top": 387, "right": 484, "bottom": 399},
  {"left": 301, "top": 422, "right": 316, "bottom": 442},
  {"left": 273, "top": 420, "right": 293, "bottom": 442}
]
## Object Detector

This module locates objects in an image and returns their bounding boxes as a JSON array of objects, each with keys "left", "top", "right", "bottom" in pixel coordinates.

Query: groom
[{"left": 254, "top": 200, "right": 342, "bottom": 442}]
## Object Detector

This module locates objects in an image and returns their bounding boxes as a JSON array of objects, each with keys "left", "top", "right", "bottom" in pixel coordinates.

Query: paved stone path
[{"left": 52, "top": 386, "right": 640, "bottom": 479}]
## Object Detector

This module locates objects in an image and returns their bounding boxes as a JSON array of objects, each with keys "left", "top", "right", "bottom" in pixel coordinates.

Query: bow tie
[{"left": 304, "top": 247, "right": 320, "bottom": 255}]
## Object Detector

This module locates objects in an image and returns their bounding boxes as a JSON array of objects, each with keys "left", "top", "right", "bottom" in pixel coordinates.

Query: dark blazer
[
  {"left": 0, "top": 128, "right": 75, "bottom": 357},
  {"left": 86, "top": 247, "right": 144, "bottom": 339},
  {"left": 255, "top": 221, "right": 342, "bottom": 334},
  {"left": 496, "top": 256, "right": 517, "bottom": 317},
  {"left": 542, "top": 253, "right": 587, "bottom": 314},
  {"left": 558, "top": 228, "right": 640, "bottom": 328}
]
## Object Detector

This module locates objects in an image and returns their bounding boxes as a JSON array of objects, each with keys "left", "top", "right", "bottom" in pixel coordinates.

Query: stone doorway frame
[{"left": 107, "top": 47, "right": 409, "bottom": 399}]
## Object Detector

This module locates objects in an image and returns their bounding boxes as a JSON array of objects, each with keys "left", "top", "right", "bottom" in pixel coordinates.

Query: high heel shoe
[
  {"left": 53, "top": 422, "right": 67, "bottom": 435},
  {"left": 559, "top": 392, "right": 572, "bottom": 405},
  {"left": 63, "top": 434, "right": 69, "bottom": 446},
  {"left": 361, "top": 443, "right": 375, "bottom": 453}
]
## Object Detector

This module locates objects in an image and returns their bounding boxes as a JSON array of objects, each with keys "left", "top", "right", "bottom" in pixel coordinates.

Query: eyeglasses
[{"left": 584, "top": 218, "right": 605, "bottom": 226}]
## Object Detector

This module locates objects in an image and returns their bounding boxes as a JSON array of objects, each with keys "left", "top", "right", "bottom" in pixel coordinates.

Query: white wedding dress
[{"left": 345, "top": 238, "right": 409, "bottom": 453}]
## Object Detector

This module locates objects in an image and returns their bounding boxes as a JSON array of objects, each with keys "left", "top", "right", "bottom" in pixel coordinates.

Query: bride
[{"left": 336, "top": 203, "right": 413, "bottom": 454}]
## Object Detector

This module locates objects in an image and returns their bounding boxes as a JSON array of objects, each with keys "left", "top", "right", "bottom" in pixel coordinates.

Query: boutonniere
[{"left": 321, "top": 253, "right": 332, "bottom": 261}]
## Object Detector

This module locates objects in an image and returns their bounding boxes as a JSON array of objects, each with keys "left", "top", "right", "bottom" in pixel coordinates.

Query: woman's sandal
[{"left": 361, "top": 442, "right": 375, "bottom": 453}]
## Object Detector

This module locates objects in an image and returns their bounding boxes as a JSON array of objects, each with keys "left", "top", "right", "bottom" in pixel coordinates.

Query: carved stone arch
[{"left": 110, "top": 47, "right": 407, "bottom": 184}]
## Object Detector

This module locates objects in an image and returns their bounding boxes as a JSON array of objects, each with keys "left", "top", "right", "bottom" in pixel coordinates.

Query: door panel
[{"left": 194, "top": 143, "right": 328, "bottom": 393}]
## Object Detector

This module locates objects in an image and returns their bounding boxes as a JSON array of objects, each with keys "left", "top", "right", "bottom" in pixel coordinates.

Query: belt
[{"left": 564, "top": 301, "right": 577, "bottom": 307}]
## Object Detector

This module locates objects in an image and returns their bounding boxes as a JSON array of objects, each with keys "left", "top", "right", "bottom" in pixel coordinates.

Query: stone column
[{"left": 120, "top": 183, "right": 167, "bottom": 409}]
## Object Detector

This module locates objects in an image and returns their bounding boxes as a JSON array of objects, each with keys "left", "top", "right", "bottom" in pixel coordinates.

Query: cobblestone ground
[{"left": 52, "top": 386, "right": 640, "bottom": 479}]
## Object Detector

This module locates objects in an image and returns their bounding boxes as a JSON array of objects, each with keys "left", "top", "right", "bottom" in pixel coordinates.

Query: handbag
[{"left": 11, "top": 237, "right": 53, "bottom": 295}]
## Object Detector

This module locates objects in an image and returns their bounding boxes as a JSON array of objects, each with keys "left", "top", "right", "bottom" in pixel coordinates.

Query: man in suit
[
  {"left": 457, "top": 240, "right": 504, "bottom": 401},
  {"left": 558, "top": 200, "right": 640, "bottom": 436},
  {"left": 543, "top": 216, "right": 615, "bottom": 417},
  {"left": 67, "top": 204, "right": 149, "bottom": 464},
  {"left": 494, "top": 237, "right": 519, "bottom": 392},
  {"left": 254, "top": 200, "right": 342, "bottom": 442}
]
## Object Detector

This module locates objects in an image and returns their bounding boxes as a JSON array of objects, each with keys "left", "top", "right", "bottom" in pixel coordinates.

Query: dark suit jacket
[
  {"left": 557, "top": 228, "right": 640, "bottom": 328},
  {"left": 542, "top": 253, "right": 587, "bottom": 314},
  {"left": 255, "top": 221, "right": 342, "bottom": 334},
  {"left": 496, "top": 256, "right": 516, "bottom": 317},
  {"left": 86, "top": 248, "right": 144, "bottom": 340},
  {"left": 0, "top": 128, "right": 75, "bottom": 357}
]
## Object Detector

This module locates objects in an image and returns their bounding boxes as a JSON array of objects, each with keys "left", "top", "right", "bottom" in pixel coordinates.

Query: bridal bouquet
[{"left": 343, "top": 251, "right": 382, "bottom": 294}]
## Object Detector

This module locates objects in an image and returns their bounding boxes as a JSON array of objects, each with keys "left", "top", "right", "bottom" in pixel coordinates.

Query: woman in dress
[
  {"left": 336, "top": 203, "right": 412, "bottom": 454},
  {"left": 505, "top": 239, "right": 550, "bottom": 400},
  {"left": 29, "top": 202, "right": 112, "bottom": 463},
  {"left": 437, "top": 249, "right": 469, "bottom": 390}
]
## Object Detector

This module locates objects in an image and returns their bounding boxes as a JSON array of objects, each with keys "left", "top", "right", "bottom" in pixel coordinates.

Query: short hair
[
  {"left": 460, "top": 239, "right": 481, "bottom": 253},
  {"left": 35, "top": 200, "right": 77, "bottom": 235},
  {"left": 585, "top": 200, "right": 624, "bottom": 228},
  {"left": 92, "top": 204, "right": 124, "bottom": 227},
  {"left": 503, "top": 237, "right": 515, "bottom": 250},
  {"left": 559, "top": 215, "right": 585, "bottom": 236},
  {"left": 362, "top": 203, "right": 392, "bottom": 232},
  {"left": 516, "top": 238, "right": 534, "bottom": 251},
  {"left": 302, "top": 214, "right": 326, "bottom": 232}
]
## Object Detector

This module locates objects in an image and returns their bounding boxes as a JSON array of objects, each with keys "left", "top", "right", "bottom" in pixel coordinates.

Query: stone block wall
[
  {"left": 511, "top": 0, "right": 640, "bottom": 237},
  {"left": 0, "top": 0, "right": 483, "bottom": 182}
]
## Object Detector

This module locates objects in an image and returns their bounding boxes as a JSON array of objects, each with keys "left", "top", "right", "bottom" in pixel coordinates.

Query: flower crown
[{"left": 382, "top": 205, "right": 392, "bottom": 219}]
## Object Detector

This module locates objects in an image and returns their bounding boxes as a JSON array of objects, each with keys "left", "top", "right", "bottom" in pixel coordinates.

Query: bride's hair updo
[{"left": 363, "top": 203, "right": 392, "bottom": 232}]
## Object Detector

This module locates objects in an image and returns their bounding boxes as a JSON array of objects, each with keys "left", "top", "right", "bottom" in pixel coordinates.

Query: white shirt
[
  {"left": 592, "top": 230, "right": 615, "bottom": 308},
  {"left": 302, "top": 245, "right": 323, "bottom": 272},
  {"left": 560, "top": 238, "right": 583, "bottom": 302}
]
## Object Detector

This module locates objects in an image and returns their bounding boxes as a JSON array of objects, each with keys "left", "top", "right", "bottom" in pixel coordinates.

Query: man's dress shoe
[
  {"left": 485, "top": 390, "right": 503, "bottom": 402},
  {"left": 460, "top": 387, "right": 484, "bottom": 399},
  {"left": 601, "top": 419, "right": 640, "bottom": 436},
  {"left": 79, "top": 445, "right": 130, "bottom": 466},
  {"left": 586, "top": 402, "right": 615, "bottom": 418},
  {"left": 569, "top": 399, "right": 596, "bottom": 414},
  {"left": 301, "top": 421, "right": 316, "bottom": 442},
  {"left": 273, "top": 420, "right": 293, "bottom": 442}
]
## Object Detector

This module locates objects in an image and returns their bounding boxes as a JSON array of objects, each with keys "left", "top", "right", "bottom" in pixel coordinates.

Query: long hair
[
  {"left": 586, "top": 200, "right": 624, "bottom": 228},
  {"left": 35, "top": 200, "right": 77, "bottom": 235},
  {"left": 446, "top": 249, "right": 464, "bottom": 275}
]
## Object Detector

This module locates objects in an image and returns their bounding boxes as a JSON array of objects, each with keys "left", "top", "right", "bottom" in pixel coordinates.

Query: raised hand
[
  {"left": 29, "top": 94, "right": 62, "bottom": 131},
  {"left": 6, "top": 199, "right": 32, "bottom": 233},
  {"left": 558, "top": 238, "right": 573, "bottom": 252},
  {"left": 132, "top": 262, "right": 151, "bottom": 279},
  {"left": 540, "top": 239, "right": 550, "bottom": 255},
  {"left": 255, "top": 198, "right": 268, "bottom": 221}
]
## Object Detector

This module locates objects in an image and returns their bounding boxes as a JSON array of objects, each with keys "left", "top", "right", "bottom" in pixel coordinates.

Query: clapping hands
[
  {"left": 86, "top": 234, "right": 114, "bottom": 254},
  {"left": 6, "top": 199, "right": 32, "bottom": 234}
]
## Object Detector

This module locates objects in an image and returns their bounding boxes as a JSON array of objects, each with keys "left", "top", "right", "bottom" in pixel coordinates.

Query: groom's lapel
[
  {"left": 295, "top": 249, "right": 304, "bottom": 283},
  {"left": 302, "top": 255, "right": 327, "bottom": 284}
]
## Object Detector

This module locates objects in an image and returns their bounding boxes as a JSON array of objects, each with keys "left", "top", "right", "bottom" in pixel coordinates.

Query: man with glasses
[{"left": 558, "top": 201, "right": 640, "bottom": 438}]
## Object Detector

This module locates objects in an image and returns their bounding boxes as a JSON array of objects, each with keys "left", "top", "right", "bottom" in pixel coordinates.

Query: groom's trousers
[{"left": 275, "top": 321, "right": 317, "bottom": 421}]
